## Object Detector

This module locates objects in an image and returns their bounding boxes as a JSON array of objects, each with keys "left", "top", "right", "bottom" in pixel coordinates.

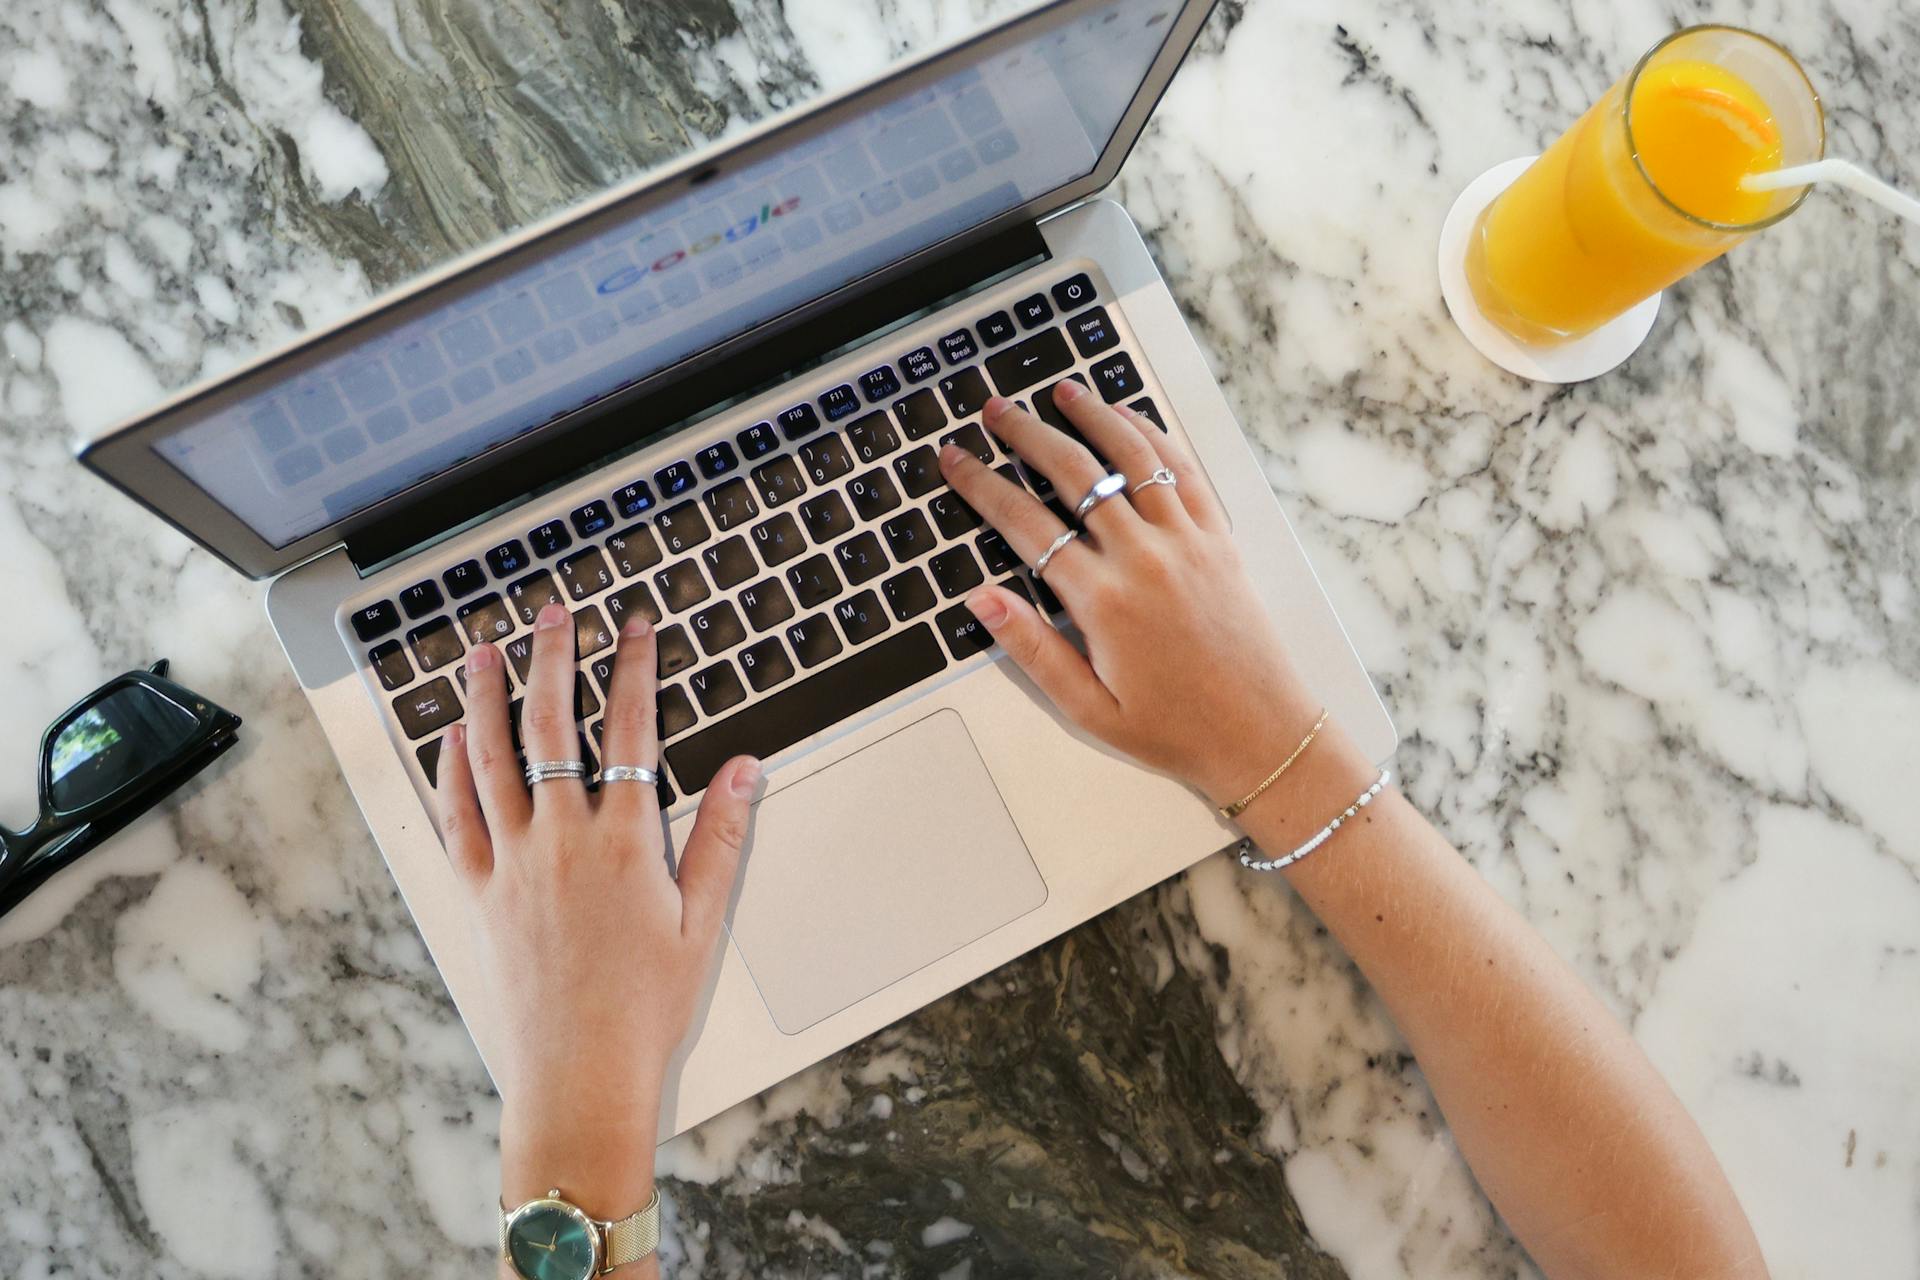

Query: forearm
[
  {"left": 1232, "top": 726, "right": 1765, "bottom": 1279},
  {"left": 500, "top": 1102, "right": 660, "bottom": 1279}
]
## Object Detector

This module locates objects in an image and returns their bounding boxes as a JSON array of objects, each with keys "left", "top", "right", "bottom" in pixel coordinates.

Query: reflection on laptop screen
[{"left": 153, "top": 0, "right": 1175, "bottom": 549}]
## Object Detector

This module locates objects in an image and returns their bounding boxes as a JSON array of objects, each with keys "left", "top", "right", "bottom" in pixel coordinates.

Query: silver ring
[
  {"left": 1130, "top": 467, "right": 1177, "bottom": 495},
  {"left": 1071, "top": 472, "right": 1128, "bottom": 523},
  {"left": 523, "top": 759, "right": 588, "bottom": 786},
  {"left": 1033, "top": 527, "right": 1080, "bottom": 578},
  {"left": 601, "top": 764, "right": 661, "bottom": 786}
]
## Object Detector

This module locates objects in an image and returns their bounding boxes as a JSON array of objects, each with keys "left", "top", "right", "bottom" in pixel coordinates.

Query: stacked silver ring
[
  {"left": 524, "top": 759, "right": 588, "bottom": 786},
  {"left": 601, "top": 764, "right": 661, "bottom": 785}
]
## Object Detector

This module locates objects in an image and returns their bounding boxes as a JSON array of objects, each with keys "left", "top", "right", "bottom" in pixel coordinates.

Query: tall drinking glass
[{"left": 1465, "top": 26, "right": 1824, "bottom": 346}]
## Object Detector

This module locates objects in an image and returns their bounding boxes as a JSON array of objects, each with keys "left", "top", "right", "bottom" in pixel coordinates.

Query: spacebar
[{"left": 665, "top": 624, "right": 946, "bottom": 794}]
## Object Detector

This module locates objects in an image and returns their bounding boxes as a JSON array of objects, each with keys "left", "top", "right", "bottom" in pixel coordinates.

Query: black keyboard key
[
  {"left": 882, "top": 566, "right": 937, "bottom": 621},
  {"left": 612, "top": 480, "right": 656, "bottom": 520},
  {"left": 1066, "top": 306, "right": 1119, "bottom": 358},
  {"left": 654, "top": 501, "right": 710, "bottom": 555},
  {"left": 504, "top": 634, "right": 536, "bottom": 682},
  {"left": 750, "top": 455, "right": 808, "bottom": 508},
  {"left": 787, "top": 554, "right": 840, "bottom": 609},
  {"left": 571, "top": 500, "right": 614, "bottom": 538},
  {"left": 939, "top": 423, "right": 993, "bottom": 465},
  {"left": 847, "top": 469, "right": 902, "bottom": 521},
  {"left": 691, "top": 600, "right": 747, "bottom": 655},
  {"left": 800, "top": 492, "right": 854, "bottom": 544},
  {"left": 394, "top": 678, "right": 462, "bottom": 740},
  {"left": 818, "top": 383, "right": 860, "bottom": 422},
  {"left": 739, "top": 578, "right": 795, "bottom": 632},
  {"left": 655, "top": 460, "right": 697, "bottom": 499},
  {"left": 442, "top": 560, "right": 486, "bottom": 600},
  {"left": 881, "top": 508, "right": 936, "bottom": 563},
  {"left": 399, "top": 579, "right": 444, "bottom": 620},
  {"left": 985, "top": 328, "right": 1072, "bottom": 397},
  {"left": 1091, "top": 352, "right": 1142, "bottom": 403},
  {"left": 893, "top": 388, "right": 945, "bottom": 440},
  {"left": 901, "top": 346, "right": 940, "bottom": 383},
  {"left": 1127, "top": 396, "right": 1168, "bottom": 431},
  {"left": 937, "top": 366, "right": 990, "bottom": 418},
  {"left": 702, "top": 477, "right": 759, "bottom": 532},
  {"left": 656, "top": 624, "right": 697, "bottom": 677},
  {"left": 351, "top": 600, "right": 400, "bottom": 642},
  {"left": 456, "top": 593, "right": 515, "bottom": 645},
  {"left": 777, "top": 402, "right": 821, "bottom": 439},
  {"left": 416, "top": 737, "right": 442, "bottom": 787},
  {"left": 658, "top": 685, "right": 698, "bottom": 739},
  {"left": 696, "top": 441, "right": 739, "bottom": 479},
  {"left": 1022, "top": 461, "right": 1055, "bottom": 499},
  {"left": 785, "top": 613, "right": 842, "bottom": 668},
  {"left": 976, "top": 530, "right": 1020, "bottom": 576},
  {"left": 834, "top": 590, "right": 889, "bottom": 645},
  {"left": 590, "top": 654, "right": 618, "bottom": 695},
  {"left": 529, "top": 519, "right": 571, "bottom": 558},
  {"left": 833, "top": 531, "right": 887, "bottom": 586},
  {"left": 654, "top": 560, "right": 710, "bottom": 613},
  {"left": 605, "top": 582, "right": 661, "bottom": 628},
  {"left": 368, "top": 640, "right": 413, "bottom": 691},
  {"left": 689, "top": 661, "right": 747, "bottom": 716},
  {"left": 976, "top": 310, "right": 1016, "bottom": 347},
  {"left": 606, "top": 525, "right": 663, "bottom": 577},
  {"left": 573, "top": 672, "right": 601, "bottom": 720},
  {"left": 799, "top": 434, "right": 855, "bottom": 485},
  {"left": 859, "top": 365, "right": 901, "bottom": 402},
  {"left": 702, "top": 536, "right": 757, "bottom": 590},
  {"left": 936, "top": 602, "right": 994, "bottom": 659},
  {"left": 1001, "top": 576, "right": 1036, "bottom": 608},
  {"left": 846, "top": 412, "right": 900, "bottom": 463},
  {"left": 667, "top": 625, "right": 944, "bottom": 793},
  {"left": 937, "top": 329, "right": 978, "bottom": 365},
  {"left": 993, "top": 462, "right": 1026, "bottom": 493},
  {"left": 1051, "top": 273, "right": 1097, "bottom": 312},
  {"left": 574, "top": 606, "right": 614, "bottom": 658},
  {"left": 750, "top": 513, "right": 806, "bottom": 568},
  {"left": 739, "top": 637, "right": 794, "bottom": 693},
  {"left": 558, "top": 548, "right": 614, "bottom": 601},
  {"left": 738, "top": 422, "right": 780, "bottom": 459},
  {"left": 507, "top": 571, "right": 564, "bottom": 626},
  {"left": 929, "top": 491, "right": 982, "bottom": 538},
  {"left": 929, "top": 545, "right": 984, "bottom": 598},
  {"left": 486, "top": 541, "right": 529, "bottom": 579},
  {"left": 893, "top": 445, "right": 943, "bottom": 498},
  {"left": 1012, "top": 292, "right": 1053, "bottom": 328}
]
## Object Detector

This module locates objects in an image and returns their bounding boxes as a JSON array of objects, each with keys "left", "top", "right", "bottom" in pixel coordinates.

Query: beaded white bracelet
[{"left": 1236, "top": 769, "right": 1392, "bottom": 872}]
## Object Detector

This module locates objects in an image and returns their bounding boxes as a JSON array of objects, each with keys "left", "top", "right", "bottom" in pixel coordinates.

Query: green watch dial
[{"left": 507, "top": 1201, "right": 598, "bottom": 1280}]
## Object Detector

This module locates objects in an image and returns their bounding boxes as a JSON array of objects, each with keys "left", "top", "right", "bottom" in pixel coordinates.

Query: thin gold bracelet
[{"left": 1218, "top": 708, "right": 1329, "bottom": 820}]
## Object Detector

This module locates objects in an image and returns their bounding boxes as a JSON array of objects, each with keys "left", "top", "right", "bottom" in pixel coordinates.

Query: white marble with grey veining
[{"left": 2, "top": 0, "right": 1917, "bottom": 1276}]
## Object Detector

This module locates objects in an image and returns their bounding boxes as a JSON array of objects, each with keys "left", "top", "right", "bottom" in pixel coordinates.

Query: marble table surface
[{"left": 3, "top": 0, "right": 1917, "bottom": 1275}]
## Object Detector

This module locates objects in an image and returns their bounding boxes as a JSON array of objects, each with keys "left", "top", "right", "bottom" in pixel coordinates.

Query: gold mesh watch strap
[{"left": 597, "top": 1188, "right": 661, "bottom": 1272}]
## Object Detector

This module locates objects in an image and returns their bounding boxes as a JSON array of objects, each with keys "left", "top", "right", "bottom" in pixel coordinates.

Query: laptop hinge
[{"left": 343, "top": 220, "right": 1050, "bottom": 573}]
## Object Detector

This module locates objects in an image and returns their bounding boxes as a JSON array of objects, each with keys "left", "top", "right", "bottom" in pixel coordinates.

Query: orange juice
[{"left": 1465, "top": 32, "right": 1808, "bottom": 345}]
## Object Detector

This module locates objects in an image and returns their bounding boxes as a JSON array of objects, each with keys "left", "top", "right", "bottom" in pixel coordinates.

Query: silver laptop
[{"left": 80, "top": 0, "right": 1395, "bottom": 1136}]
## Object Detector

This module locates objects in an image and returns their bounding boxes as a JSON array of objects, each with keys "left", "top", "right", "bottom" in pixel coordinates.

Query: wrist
[{"left": 501, "top": 1100, "right": 658, "bottom": 1220}]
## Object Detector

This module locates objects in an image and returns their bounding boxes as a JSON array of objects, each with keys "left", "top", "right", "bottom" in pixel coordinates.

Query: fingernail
[
  {"left": 966, "top": 589, "right": 1008, "bottom": 629},
  {"left": 447, "top": 724, "right": 465, "bottom": 748},
  {"left": 983, "top": 395, "right": 1010, "bottom": 420},
  {"left": 730, "top": 758, "right": 763, "bottom": 798},
  {"left": 536, "top": 603, "right": 568, "bottom": 630},
  {"left": 1055, "top": 379, "right": 1085, "bottom": 401},
  {"left": 466, "top": 644, "right": 495, "bottom": 672},
  {"left": 622, "top": 616, "right": 651, "bottom": 638}
]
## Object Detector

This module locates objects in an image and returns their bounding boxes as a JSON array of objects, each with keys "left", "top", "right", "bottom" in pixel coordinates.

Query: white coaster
[{"left": 1437, "top": 155, "right": 1662, "bottom": 384}]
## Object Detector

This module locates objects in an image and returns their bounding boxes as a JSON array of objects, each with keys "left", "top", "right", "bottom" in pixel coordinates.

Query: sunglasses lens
[{"left": 48, "top": 685, "right": 200, "bottom": 813}]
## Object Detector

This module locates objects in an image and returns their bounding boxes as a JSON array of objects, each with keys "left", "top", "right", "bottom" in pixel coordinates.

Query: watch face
[{"left": 506, "top": 1201, "right": 598, "bottom": 1280}]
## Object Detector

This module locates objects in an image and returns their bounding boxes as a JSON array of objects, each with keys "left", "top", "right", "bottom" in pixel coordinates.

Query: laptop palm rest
[{"left": 714, "top": 708, "right": 1047, "bottom": 1035}]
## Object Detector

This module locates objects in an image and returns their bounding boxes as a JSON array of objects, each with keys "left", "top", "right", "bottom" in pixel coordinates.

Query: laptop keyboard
[{"left": 345, "top": 266, "right": 1173, "bottom": 807}]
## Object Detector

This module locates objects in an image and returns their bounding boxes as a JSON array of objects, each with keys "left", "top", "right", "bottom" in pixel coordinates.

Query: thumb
[
  {"left": 966, "top": 585, "right": 1118, "bottom": 734},
  {"left": 676, "top": 755, "right": 761, "bottom": 944}
]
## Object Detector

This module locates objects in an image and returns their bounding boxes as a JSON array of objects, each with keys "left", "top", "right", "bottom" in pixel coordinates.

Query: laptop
[{"left": 80, "top": 0, "right": 1395, "bottom": 1136}]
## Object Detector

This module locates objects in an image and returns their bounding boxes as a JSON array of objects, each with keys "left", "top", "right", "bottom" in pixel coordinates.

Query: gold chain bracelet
[{"left": 1218, "top": 708, "right": 1330, "bottom": 820}]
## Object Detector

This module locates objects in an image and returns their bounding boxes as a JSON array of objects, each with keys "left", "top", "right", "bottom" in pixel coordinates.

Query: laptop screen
[{"left": 148, "top": 1, "right": 1178, "bottom": 550}]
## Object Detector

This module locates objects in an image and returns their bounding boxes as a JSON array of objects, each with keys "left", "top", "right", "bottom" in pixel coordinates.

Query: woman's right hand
[{"left": 936, "top": 383, "right": 1332, "bottom": 809}]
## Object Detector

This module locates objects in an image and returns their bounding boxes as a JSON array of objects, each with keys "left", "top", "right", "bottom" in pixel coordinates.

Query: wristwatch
[{"left": 501, "top": 1187, "right": 660, "bottom": 1279}]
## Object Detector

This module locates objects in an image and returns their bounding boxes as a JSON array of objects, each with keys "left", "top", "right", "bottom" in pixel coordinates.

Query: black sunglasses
[{"left": 1, "top": 661, "right": 241, "bottom": 919}]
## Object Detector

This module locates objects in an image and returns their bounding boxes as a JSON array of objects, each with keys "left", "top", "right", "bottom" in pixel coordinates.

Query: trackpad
[{"left": 718, "top": 709, "right": 1046, "bottom": 1035}]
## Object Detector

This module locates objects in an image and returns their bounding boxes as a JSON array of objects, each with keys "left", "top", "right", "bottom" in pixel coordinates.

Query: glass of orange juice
[{"left": 1464, "top": 26, "right": 1824, "bottom": 347}]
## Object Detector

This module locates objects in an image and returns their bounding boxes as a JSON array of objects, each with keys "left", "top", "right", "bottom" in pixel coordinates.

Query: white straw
[{"left": 1741, "top": 159, "right": 1920, "bottom": 225}]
